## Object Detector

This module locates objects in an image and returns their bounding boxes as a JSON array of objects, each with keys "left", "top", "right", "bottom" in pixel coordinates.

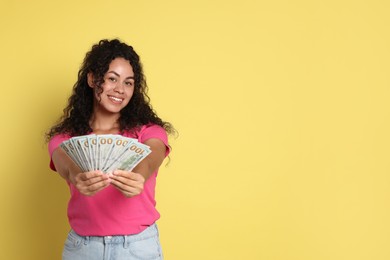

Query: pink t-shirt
[{"left": 48, "top": 124, "right": 170, "bottom": 236}]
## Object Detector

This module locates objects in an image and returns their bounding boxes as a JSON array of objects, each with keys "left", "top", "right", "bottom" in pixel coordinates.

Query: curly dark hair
[{"left": 46, "top": 39, "right": 175, "bottom": 140}]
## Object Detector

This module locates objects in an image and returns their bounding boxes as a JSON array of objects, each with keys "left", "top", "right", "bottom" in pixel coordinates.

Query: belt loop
[
  {"left": 123, "top": 235, "right": 129, "bottom": 249},
  {"left": 84, "top": 236, "right": 90, "bottom": 245}
]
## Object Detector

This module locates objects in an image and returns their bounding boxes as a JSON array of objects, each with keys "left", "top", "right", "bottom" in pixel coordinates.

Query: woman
[{"left": 47, "top": 39, "right": 174, "bottom": 259}]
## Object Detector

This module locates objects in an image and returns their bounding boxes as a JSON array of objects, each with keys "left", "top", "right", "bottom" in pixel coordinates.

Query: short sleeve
[
  {"left": 48, "top": 134, "right": 71, "bottom": 171},
  {"left": 138, "top": 125, "right": 170, "bottom": 157}
]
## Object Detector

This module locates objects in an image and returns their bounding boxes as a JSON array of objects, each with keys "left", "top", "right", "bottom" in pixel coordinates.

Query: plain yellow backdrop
[{"left": 1, "top": 0, "right": 389, "bottom": 259}]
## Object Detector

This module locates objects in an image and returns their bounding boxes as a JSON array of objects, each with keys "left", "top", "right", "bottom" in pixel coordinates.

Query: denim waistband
[{"left": 69, "top": 223, "right": 158, "bottom": 247}]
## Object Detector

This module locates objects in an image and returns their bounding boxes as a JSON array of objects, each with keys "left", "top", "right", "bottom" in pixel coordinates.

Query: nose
[{"left": 114, "top": 82, "right": 124, "bottom": 94}]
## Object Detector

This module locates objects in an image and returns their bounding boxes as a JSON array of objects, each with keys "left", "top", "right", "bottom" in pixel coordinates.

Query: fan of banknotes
[{"left": 60, "top": 134, "right": 151, "bottom": 173}]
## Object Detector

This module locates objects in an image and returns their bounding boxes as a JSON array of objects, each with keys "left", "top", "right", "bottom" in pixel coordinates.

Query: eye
[
  {"left": 125, "top": 81, "right": 134, "bottom": 86},
  {"left": 109, "top": 77, "right": 117, "bottom": 82}
]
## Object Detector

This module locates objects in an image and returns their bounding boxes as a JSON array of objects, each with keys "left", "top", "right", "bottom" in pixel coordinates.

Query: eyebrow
[{"left": 107, "top": 71, "right": 135, "bottom": 80}]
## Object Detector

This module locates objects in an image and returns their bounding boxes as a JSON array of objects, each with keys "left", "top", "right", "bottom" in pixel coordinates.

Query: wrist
[{"left": 67, "top": 168, "right": 80, "bottom": 185}]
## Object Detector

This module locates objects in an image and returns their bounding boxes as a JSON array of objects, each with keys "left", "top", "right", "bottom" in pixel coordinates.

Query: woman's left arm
[{"left": 109, "top": 138, "right": 167, "bottom": 197}]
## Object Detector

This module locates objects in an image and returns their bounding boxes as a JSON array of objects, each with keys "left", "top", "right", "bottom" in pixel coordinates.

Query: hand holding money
[
  {"left": 109, "top": 170, "right": 145, "bottom": 198},
  {"left": 72, "top": 170, "right": 111, "bottom": 196}
]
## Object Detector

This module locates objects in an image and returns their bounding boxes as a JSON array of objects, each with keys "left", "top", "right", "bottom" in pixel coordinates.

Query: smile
[{"left": 108, "top": 95, "right": 124, "bottom": 103}]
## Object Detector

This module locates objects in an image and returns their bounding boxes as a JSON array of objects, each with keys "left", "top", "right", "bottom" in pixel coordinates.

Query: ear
[{"left": 87, "top": 72, "right": 95, "bottom": 88}]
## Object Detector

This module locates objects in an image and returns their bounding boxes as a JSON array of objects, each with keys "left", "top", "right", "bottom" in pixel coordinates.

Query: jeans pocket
[
  {"left": 63, "top": 230, "right": 83, "bottom": 251},
  {"left": 129, "top": 234, "right": 162, "bottom": 260}
]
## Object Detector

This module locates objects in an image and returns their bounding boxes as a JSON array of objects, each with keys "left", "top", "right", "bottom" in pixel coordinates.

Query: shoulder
[
  {"left": 48, "top": 133, "right": 72, "bottom": 156},
  {"left": 123, "top": 124, "right": 168, "bottom": 142},
  {"left": 47, "top": 133, "right": 72, "bottom": 171},
  {"left": 123, "top": 124, "right": 170, "bottom": 155},
  {"left": 139, "top": 124, "right": 168, "bottom": 141}
]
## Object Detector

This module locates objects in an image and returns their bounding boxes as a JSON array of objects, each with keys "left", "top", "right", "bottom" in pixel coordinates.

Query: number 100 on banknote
[{"left": 60, "top": 134, "right": 151, "bottom": 173}]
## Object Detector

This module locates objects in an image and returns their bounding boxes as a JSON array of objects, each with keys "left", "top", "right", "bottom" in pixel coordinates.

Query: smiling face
[{"left": 89, "top": 57, "right": 135, "bottom": 116}]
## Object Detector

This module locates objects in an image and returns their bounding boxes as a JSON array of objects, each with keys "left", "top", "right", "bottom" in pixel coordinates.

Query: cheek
[
  {"left": 93, "top": 86, "right": 105, "bottom": 101},
  {"left": 126, "top": 87, "right": 135, "bottom": 97},
  {"left": 100, "top": 82, "right": 112, "bottom": 92}
]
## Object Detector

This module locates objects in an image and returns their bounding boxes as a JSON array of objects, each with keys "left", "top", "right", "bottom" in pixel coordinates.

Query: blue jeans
[{"left": 62, "top": 224, "right": 163, "bottom": 260}]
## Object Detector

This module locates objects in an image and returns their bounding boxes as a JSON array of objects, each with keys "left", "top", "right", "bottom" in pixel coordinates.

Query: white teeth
[{"left": 109, "top": 96, "right": 123, "bottom": 102}]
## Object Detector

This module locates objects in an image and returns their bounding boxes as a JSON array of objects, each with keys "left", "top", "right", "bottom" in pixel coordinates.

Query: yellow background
[{"left": 1, "top": 0, "right": 389, "bottom": 259}]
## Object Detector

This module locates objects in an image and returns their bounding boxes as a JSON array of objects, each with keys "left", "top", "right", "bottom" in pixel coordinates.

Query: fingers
[
  {"left": 74, "top": 170, "right": 111, "bottom": 196},
  {"left": 79, "top": 171, "right": 109, "bottom": 183},
  {"left": 72, "top": 170, "right": 145, "bottom": 197},
  {"left": 109, "top": 171, "right": 145, "bottom": 198},
  {"left": 110, "top": 170, "right": 144, "bottom": 181}
]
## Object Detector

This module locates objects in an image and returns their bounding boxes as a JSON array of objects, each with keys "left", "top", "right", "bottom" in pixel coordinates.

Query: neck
[{"left": 90, "top": 109, "right": 121, "bottom": 135}]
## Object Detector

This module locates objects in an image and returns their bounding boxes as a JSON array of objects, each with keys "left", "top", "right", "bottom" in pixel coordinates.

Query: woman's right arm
[{"left": 51, "top": 147, "right": 111, "bottom": 196}]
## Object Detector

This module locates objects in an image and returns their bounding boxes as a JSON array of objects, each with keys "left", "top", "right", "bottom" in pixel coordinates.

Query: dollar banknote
[{"left": 60, "top": 134, "right": 151, "bottom": 173}]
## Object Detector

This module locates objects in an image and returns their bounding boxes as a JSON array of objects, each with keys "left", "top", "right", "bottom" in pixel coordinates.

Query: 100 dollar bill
[{"left": 60, "top": 134, "right": 151, "bottom": 173}]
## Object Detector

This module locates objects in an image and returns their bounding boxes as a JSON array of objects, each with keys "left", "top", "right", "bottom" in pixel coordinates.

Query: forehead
[{"left": 107, "top": 57, "right": 134, "bottom": 76}]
